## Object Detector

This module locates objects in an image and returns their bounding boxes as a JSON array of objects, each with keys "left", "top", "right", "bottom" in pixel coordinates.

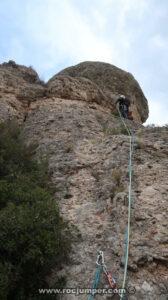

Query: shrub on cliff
[
  {"left": 103, "top": 126, "right": 128, "bottom": 136},
  {"left": 0, "top": 121, "right": 71, "bottom": 300}
]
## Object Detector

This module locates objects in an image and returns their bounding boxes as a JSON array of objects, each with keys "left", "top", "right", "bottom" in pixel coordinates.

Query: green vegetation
[
  {"left": 91, "top": 170, "right": 101, "bottom": 182},
  {"left": 103, "top": 126, "right": 128, "bottom": 136},
  {"left": 0, "top": 121, "right": 71, "bottom": 300},
  {"left": 145, "top": 124, "right": 168, "bottom": 132},
  {"left": 65, "top": 143, "right": 73, "bottom": 153},
  {"left": 111, "top": 108, "right": 120, "bottom": 117},
  {"left": 110, "top": 169, "right": 124, "bottom": 199}
]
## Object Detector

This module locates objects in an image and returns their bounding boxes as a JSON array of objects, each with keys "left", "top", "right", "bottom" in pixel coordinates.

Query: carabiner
[
  {"left": 96, "top": 251, "right": 116, "bottom": 290},
  {"left": 96, "top": 250, "right": 105, "bottom": 266}
]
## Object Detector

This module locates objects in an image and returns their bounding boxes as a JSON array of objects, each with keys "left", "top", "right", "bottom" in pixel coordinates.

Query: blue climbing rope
[
  {"left": 89, "top": 110, "right": 135, "bottom": 300},
  {"left": 117, "top": 109, "right": 135, "bottom": 299},
  {"left": 89, "top": 264, "right": 101, "bottom": 300}
]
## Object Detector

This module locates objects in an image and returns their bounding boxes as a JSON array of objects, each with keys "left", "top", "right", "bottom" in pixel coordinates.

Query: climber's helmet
[{"left": 120, "top": 95, "right": 126, "bottom": 99}]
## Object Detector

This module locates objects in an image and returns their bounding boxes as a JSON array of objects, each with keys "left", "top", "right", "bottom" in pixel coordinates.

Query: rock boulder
[{"left": 57, "top": 61, "right": 149, "bottom": 123}]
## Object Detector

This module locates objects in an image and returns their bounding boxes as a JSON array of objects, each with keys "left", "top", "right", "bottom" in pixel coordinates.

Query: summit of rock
[
  {"left": 56, "top": 61, "right": 149, "bottom": 123},
  {"left": 0, "top": 61, "right": 47, "bottom": 122},
  {"left": 2, "top": 60, "right": 40, "bottom": 82},
  {"left": 0, "top": 60, "right": 149, "bottom": 124}
]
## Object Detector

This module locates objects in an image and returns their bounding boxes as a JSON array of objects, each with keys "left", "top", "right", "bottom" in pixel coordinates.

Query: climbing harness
[{"left": 89, "top": 109, "right": 134, "bottom": 300}]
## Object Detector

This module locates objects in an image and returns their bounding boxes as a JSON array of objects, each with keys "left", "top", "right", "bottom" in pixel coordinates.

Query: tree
[{"left": 0, "top": 121, "right": 71, "bottom": 300}]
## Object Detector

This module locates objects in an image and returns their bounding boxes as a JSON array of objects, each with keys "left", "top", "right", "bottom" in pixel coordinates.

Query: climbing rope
[
  {"left": 89, "top": 264, "right": 101, "bottom": 300},
  {"left": 89, "top": 253, "right": 102, "bottom": 300},
  {"left": 117, "top": 108, "right": 135, "bottom": 299},
  {"left": 89, "top": 110, "right": 134, "bottom": 300}
]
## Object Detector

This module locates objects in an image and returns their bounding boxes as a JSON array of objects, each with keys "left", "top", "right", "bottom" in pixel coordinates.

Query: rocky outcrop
[
  {"left": 23, "top": 103, "right": 168, "bottom": 300},
  {"left": 0, "top": 60, "right": 167, "bottom": 300},
  {"left": 0, "top": 60, "right": 149, "bottom": 124},
  {"left": 47, "top": 74, "right": 109, "bottom": 107},
  {"left": 0, "top": 60, "right": 46, "bottom": 122},
  {"left": 57, "top": 61, "right": 149, "bottom": 123}
]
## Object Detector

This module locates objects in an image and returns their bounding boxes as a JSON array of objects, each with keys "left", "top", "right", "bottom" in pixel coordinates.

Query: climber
[{"left": 115, "top": 95, "right": 133, "bottom": 120}]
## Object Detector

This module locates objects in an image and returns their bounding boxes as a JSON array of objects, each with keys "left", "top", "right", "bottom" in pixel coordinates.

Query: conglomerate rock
[
  {"left": 46, "top": 74, "right": 113, "bottom": 111},
  {"left": 0, "top": 60, "right": 167, "bottom": 300},
  {"left": 57, "top": 61, "right": 149, "bottom": 123},
  {"left": 23, "top": 100, "right": 168, "bottom": 300},
  {"left": 0, "top": 60, "right": 46, "bottom": 122}
]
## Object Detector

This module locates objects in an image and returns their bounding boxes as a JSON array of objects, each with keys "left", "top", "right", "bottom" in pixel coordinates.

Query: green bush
[
  {"left": 103, "top": 126, "right": 128, "bottom": 136},
  {"left": 145, "top": 124, "right": 168, "bottom": 132},
  {"left": 111, "top": 108, "right": 119, "bottom": 117},
  {"left": 110, "top": 169, "right": 124, "bottom": 199},
  {"left": 0, "top": 121, "right": 71, "bottom": 300}
]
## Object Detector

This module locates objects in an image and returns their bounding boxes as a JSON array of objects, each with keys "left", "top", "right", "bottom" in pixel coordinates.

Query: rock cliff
[
  {"left": 56, "top": 61, "right": 149, "bottom": 123},
  {"left": 0, "top": 60, "right": 167, "bottom": 300}
]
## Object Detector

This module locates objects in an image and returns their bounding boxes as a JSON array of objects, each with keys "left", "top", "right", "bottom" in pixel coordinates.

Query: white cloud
[
  {"left": 0, "top": 0, "right": 168, "bottom": 125},
  {"left": 117, "top": 0, "right": 147, "bottom": 28},
  {"left": 92, "top": 10, "right": 107, "bottom": 31},
  {"left": 8, "top": 37, "right": 25, "bottom": 62},
  {"left": 152, "top": 35, "right": 168, "bottom": 49},
  {"left": 24, "top": 0, "right": 113, "bottom": 68},
  {"left": 145, "top": 94, "right": 168, "bottom": 125}
]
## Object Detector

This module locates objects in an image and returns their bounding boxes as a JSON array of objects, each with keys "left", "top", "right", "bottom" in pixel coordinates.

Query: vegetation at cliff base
[{"left": 0, "top": 121, "right": 71, "bottom": 300}]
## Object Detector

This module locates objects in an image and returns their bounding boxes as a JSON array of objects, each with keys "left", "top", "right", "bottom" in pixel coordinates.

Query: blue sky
[{"left": 0, "top": 0, "right": 168, "bottom": 125}]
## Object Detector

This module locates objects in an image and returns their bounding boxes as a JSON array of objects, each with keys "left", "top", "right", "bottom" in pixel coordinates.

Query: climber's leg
[{"left": 120, "top": 108, "right": 127, "bottom": 118}]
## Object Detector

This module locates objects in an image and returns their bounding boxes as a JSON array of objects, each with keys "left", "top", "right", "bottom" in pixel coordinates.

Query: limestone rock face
[
  {"left": 0, "top": 60, "right": 46, "bottom": 122},
  {"left": 57, "top": 61, "right": 149, "bottom": 123},
  {"left": 0, "top": 61, "right": 167, "bottom": 300},
  {"left": 47, "top": 75, "right": 108, "bottom": 107}
]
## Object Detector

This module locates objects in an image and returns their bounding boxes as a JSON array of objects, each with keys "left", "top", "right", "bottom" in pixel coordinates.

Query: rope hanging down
[
  {"left": 89, "top": 264, "right": 101, "bottom": 300},
  {"left": 89, "top": 110, "right": 134, "bottom": 300},
  {"left": 117, "top": 109, "right": 135, "bottom": 299}
]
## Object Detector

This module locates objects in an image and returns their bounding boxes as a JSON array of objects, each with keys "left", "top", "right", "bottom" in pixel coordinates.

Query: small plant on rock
[
  {"left": 110, "top": 169, "right": 124, "bottom": 200},
  {"left": 65, "top": 143, "right": 73, "bottom": 153},
  {"left": 103, "top": 126, "right": 128, "bottom": 136},
  {"left": 111, "top": 108, "right": 119, "bottom": 117}
]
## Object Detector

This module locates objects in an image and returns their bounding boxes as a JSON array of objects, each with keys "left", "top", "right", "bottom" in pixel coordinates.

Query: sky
[{"left": 0, "top": 0, "right": 168, "bottom": 125}]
